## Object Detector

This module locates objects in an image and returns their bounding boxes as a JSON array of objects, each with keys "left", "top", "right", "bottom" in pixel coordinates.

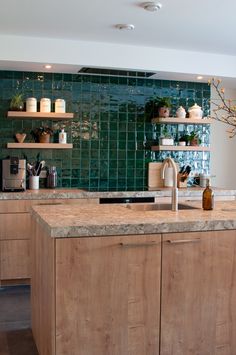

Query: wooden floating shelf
[
  {"left": 7, "top": 111, "right": 74, "bottom": 120},
  {"left": 151, "top": 145, "right": 210, "bottom": 152},
  {"left": 7, "top": 143, "right": 73, "bottom": 149},
  {"left": 151, "top": 117, "right": 213, "bottom": 124}
]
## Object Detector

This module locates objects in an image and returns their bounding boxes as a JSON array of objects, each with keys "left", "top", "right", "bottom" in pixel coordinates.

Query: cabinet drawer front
[
  {"left": 1, "top": 239, "right": 30, "bottom": 280},
  {"left": 0, "top": 200, "right": 33, "bottom": 213},
  {"left": 0, "top": 213, "right": 31, "bottom": 240}
]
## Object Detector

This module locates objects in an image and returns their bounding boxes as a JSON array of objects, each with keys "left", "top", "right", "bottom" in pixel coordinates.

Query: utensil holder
[
  {"left": 29, "top": 176, "right": 39, "bottom": 190},
  {"left": 177, "top": 173, "right": 187, "bottom": 188}
]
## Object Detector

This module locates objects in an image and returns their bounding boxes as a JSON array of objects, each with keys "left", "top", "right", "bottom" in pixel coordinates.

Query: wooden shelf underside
[
  {"left": 7, "top": 111, "right": 74, "bottom": 120},
  {"left": 151, "top": 145, "right": 210, "bottom": 152},
  {"left": 151, "top": 117, "right": 213, "bottom": 124},
  {"left": 7, "top": 143, "right": 73, "bottom": 149}
]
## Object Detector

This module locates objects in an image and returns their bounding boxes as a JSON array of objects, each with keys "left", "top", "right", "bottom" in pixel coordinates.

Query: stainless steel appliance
[{"left": 2, "top": 157, "right": 26, "bottom": 191}]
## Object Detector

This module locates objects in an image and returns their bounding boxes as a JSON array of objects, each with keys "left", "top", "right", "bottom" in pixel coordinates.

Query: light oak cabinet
[
  {"left": 0, "top": 198, "right": 99, "bottom": 284},
  {"left": 32, "top": 228, "right": 236, "bottom": 355},
  {"left": 56, "top": 235, "right": 161, "bottom": 355},
  {"left": 161, "top": 230, "right": 236, "bottom": 355},
  {"left": 32, "top": 230, "right": 161, "bottom": 355}
]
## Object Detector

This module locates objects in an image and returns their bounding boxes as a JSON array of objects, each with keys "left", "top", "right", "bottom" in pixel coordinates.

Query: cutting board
[
  {"left": 148, "top": 162, "right": 180, "bottom": 189},
  {"left": 148, "top": 162, "right": 164, "bottom": 189}
]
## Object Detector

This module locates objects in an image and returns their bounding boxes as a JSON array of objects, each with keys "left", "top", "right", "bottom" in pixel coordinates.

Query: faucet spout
[{"left": 162, "top": 157, "right": 178, "bottom": 211}]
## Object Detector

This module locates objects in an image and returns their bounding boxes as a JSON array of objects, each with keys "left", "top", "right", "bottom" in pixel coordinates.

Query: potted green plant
[
  {"left": 160, "top": 126, "right": 174, "bottom": 145},
  {"left": 31, "top": 126, "right": 54, "bottom": 143},
  {"left": 189, "top": 131, "right": 201, "bottom": 146},
  {"left": 9, "top": 93, "right": 24, "bottom": 111},
  {"left": 178, "top": 133, "right": 189, "bottom": 146},
  {"left": 157, "top": 97, "right": 172, "bottom": 118},
  {"left": 145, "top": 97, "right": 172, "bottom": 119}
]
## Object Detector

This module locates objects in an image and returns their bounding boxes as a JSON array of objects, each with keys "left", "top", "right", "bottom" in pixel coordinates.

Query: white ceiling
[
  {"left": 1, "top": 0, "right": 236, "bottom": 84},
  {"left": 1, "top": 0, "right": 236, "bottom": 55}
]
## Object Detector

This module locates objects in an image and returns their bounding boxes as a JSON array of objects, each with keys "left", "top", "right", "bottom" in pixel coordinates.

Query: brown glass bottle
[{"left": 202, "top": 178, "right": 214, "bottom": 210}]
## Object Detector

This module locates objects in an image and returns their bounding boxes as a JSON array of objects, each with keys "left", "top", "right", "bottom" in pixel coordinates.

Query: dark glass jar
[{"left": 47, "top": 166, "right": 57, "bottom": 188}]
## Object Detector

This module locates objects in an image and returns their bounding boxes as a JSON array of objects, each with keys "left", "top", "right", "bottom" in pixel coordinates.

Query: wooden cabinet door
[
  {"left": 1, "top": 239, "right": 30, "bottom": 280},
  {"left": 56, "top": 234, "right": 161, "bottom": 355},
  {"left": 0, "top": 213, "right": 31, "bottom": 240},
  {"left": 161, "top": 230, "right": 236, "bottom": 355}
]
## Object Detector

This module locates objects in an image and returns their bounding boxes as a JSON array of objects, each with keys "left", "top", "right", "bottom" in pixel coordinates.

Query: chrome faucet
[{"left": 162, "top": 157, "right": 178, "bottom": 211}]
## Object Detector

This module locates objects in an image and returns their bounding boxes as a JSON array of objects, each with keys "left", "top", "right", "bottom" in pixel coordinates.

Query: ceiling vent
[{"left": 78, "top": 67, "right": 156, "bottom": 78}]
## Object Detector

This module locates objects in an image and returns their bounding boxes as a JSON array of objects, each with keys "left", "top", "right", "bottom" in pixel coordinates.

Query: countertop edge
[{"left": 0, "top": 188, "right": 236, "bottom": 200}]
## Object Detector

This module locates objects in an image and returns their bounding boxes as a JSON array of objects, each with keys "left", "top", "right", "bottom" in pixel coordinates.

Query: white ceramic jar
[
  {"left": 26, "top": 97, "right": 37, "bottom": 112},
  {"left": 55, "top": 99, "right": 66, "bottom": 113},
  {"left": 176, "top": 106, "right": 186, "bottom": 118},
  {"left": 188, "top": 103, "right": 203, "bottom": 119},
  {"left": 40, "top": 98, "right": 51, "bottom": 113}
]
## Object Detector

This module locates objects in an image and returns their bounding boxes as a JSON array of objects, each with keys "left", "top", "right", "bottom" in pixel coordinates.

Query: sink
[{"left": 125, "top": 203, "right": 200, "bottom": 211}]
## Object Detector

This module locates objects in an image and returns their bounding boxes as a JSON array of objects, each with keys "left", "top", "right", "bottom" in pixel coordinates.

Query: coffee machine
[{"left": 2, "top": 157, "right": 26, "bottom": 192}]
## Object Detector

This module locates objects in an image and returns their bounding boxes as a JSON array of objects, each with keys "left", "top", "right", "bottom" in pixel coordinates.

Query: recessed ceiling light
[
  {"left": 116, "top": 24, "right": 135, "bottom": 30},
  {"left": 142, "top": 2, "right": 162, "bottom": 12},
  {"left": 197, "top": 75, "right": 203, "bottom": 80},
  {"left": 44, "top": 65, "right": 52, "bottom": 69}
]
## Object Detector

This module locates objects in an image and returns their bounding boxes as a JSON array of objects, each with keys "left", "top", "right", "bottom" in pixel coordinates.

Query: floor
[{"left": 0, "top": 285, "right": 39, "bottom": 355}]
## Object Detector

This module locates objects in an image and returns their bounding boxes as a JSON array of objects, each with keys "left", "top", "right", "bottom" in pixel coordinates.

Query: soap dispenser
[
  {"left": 59, "top": 128, "right": 67, "bottom": 144},
  {"left": 202, "top": 178, "right": 214, "bottom": 210}
]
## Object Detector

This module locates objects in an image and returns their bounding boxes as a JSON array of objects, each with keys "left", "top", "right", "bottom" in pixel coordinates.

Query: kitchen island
[
  {"left": 1, "top": 187, "right": 235, "bottom": 286},
  {"left": 31, "top": 201, "right": 236, "bottom": 355}
]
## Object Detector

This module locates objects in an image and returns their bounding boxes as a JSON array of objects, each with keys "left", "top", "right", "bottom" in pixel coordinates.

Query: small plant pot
[
  {"left": 178, "top": 141, "right": 186, "bottom": 146},
  {"left": 161, "top": 138, "right": 174, "bottom": 146},
  {"left": 39, "top": 134, "right": 51, "bottom": 143},
  {"left": 158, "top": 107, "right": 170, "bottom": 118},
  {"left": 10, "top": 105, "right": 24, "bottom": 111},
  {"left": 190, "top": 138, "right": 198, "bottom": 146}
]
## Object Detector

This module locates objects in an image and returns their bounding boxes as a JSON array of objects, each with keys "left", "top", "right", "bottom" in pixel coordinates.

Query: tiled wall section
[{"left": 0, "top": 71, "right": 210, "bottom": 191}]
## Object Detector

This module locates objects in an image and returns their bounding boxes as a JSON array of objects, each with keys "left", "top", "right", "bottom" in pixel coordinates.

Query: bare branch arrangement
[{"left": 210, "top": 78, "right": 236, "bottom": 138}]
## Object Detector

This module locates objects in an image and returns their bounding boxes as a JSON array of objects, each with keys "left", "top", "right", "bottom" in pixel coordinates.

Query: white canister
[
  {"left": 29, "top": 175, "right": 39, "bottom": 190},
  {"left": 55, "top": 99, "right": 66, "bottom": 113},
  {"left": 40, "top": 98, "right": 51, "bottom": 113},
  {"left": 164, "top": 167, "right": 174, "bottom": 187},
  {"left": 176, "top": 106, "right": 186, "bottom": 118},
  {"left": 26, "top": 97, "right": 37, "bottom": 112},
  {"left": 59, "top": 129, "right": 67, "bottom": 144},
  {"left": 188, "top": 103, "right": 203, "bottom": 119}
]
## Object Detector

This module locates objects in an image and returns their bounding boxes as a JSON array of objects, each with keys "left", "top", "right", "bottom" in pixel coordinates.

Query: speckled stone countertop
[
  {"left": 0, "top": 187, "right": 235, "bottom": 200},
  {"left": 31, "top": 200, "right": 236, "bottom": 238}
]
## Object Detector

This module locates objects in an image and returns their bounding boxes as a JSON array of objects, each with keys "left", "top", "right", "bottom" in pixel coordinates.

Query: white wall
[
  {"left": 210, "top": 87, "right": 236, "bottom": 188},
  {"left": 1, "top": 34, "right": 236, "bottom": 79}
]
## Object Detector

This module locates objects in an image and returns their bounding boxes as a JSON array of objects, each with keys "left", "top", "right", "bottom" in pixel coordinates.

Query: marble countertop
[
  {"left": 0, "top": 187, "right": 235, "bottom": 200},
  {"left": 31, "top": 200, "right": 236, "bottom": 238}
]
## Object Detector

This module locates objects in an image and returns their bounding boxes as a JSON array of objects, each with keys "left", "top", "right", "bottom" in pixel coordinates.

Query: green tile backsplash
[{"left": 0, "top": 71, "right": 210, "bottom": 191}]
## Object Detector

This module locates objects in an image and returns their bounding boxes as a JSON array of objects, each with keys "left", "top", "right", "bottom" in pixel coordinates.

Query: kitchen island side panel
[{"left": 31, "top": 220, "right": 56, "bottom": 355}]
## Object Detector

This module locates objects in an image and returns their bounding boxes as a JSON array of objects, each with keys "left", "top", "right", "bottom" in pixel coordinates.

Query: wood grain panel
[
  {"left": 31, "top": 220, "right": 55, "bottom": 355},
  {"left": 0, "top": 198, "right": 99, "bottom": 214},
  {"left": 0, "top": 213, "right": 31, "bottom": 240},
  {"left": 161, "top": 230, "right": 236, "bottom": 355},
  {"left": 55, "top": 235, "right": 161, "bottom": 355},
  {"left": 0, "top": 200, "right": 33, "bottom": 213},
  {"left": 1, "top": 239, "right": 30, "bottom": 279}
]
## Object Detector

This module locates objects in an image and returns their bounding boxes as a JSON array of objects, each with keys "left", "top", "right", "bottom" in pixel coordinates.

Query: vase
[{"left": 39, "top": 134, "right": 50, "bottom": 143}]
